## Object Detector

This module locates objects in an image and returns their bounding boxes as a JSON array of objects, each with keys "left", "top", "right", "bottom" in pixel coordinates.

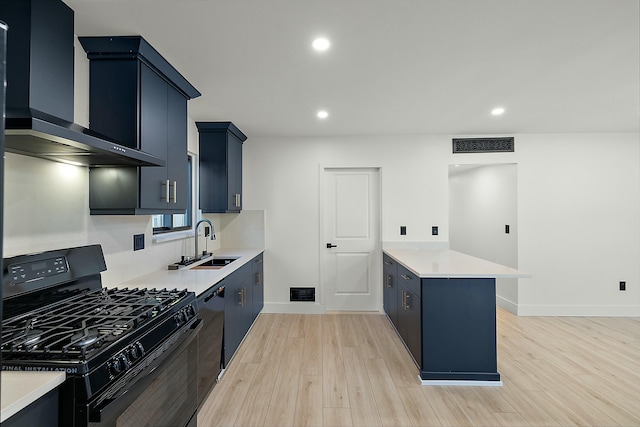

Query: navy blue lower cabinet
[
  {"left": 2, "top": 389, "right": 59, "bottom": 427},
  {"left": 223, "top": 263, "right": 253, "bottom": 366},
  {"left": 398, "top": 283, "right": 421, "bottom": 365},
  {"left": 382, "top": 254, "right": 398, "bottom": 327},
  {"left": 223, "top": 253, "right": 265, "bottom": 367},
  {"left": 251, "top": 253, "right": 264, "bottom": 321},
  {"left": 382, "top": 255, "right": 501, "bottom": 383},
  {"left": 396, "top": 266, "right": 422, "bottom": 366},
  {"left": 421, "top": 278, "right": 500, "bottom": 382}
]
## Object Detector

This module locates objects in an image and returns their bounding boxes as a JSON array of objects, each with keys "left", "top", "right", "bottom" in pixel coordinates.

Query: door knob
[{"left": 326, "top": 243, "right": 337, "bottom": 248}]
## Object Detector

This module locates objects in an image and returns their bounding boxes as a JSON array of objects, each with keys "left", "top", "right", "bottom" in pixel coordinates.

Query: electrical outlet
[
  {"left": 133, "top": 234, "right": 145, "bottom": 251},
  {"left": 400, "top": 226, "right": 406, "bottom": 235},
  {"left": 505, "top": 224, "right": 510, "bottom": 234},
  {"left": 204, "top": 226, "right": 210, "bottom": 237},
  {"left": 432, "top": 226, "right": 438, "bottom": 236},
  {"left": 619, "top": 281, "right": 626, "bottom": 291}
]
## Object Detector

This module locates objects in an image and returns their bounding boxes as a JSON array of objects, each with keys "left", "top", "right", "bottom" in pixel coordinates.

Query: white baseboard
[
  {"left": 496, "top": 295, "right": 640, "bottom": 316},
  {"left": 496, "top": 295, "right": 518, "bottom": 314},
  {"left": 264, "top": 301, "right": 640, "bottom": 317},
  {"left": 419, "top": 377, "right": 503, "bottom": 387},
  {"left": 517, "top": 304, "right": 640, "bottom": 317}
]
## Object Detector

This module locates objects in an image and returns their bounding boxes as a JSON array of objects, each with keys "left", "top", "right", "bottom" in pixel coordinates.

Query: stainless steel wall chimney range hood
[{"left": 0, "top": 0, "right": 164, "bottom": 167}]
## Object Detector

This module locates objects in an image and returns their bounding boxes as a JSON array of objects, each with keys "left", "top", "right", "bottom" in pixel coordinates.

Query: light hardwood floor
[{"left": 198, "top": 309, "right": 640, "bottom": 427}]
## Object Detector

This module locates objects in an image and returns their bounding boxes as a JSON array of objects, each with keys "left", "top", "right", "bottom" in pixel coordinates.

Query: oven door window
[{"left": 90, "top": 323, "right": 200, "bottom": 427}]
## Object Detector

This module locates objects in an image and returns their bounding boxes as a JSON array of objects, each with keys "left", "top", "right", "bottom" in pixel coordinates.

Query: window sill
[{"left": 152, "top": 229, "right": 193, "bottom": 244}]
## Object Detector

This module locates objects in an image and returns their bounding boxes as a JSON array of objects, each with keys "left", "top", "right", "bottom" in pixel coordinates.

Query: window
[{"left": 152, "top": 156, "right": 193, "bottom": 234}]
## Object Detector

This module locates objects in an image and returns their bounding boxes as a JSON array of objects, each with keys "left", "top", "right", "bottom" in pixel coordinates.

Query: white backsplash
[
  {"left": 3, "top": 152, "right": 265, "bottom": 288},
  {"left": 207, "top": 210, "right": 265, "bottom": 249}
]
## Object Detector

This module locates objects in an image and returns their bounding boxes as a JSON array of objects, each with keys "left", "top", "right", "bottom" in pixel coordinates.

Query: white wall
[
  {"left": 449, "top": 164, "right": 519, "bottom": 312},
  {"left": 243, "top": 133, "right": 640, "bottom": 316},
  {"left": 516, "top": 134, "right": 640, "bottom": 315}
]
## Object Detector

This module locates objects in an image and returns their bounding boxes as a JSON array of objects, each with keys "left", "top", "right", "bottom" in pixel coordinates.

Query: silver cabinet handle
[
  {"left": 234, "top": 193, "right": 241, "bottom": 208},
  {"left": 401, "top": 274, "right": 411, "bottom": 281},
  {"left": 165, "top": 179, "right": 170, "bottom": 203},
  {"left": 173, "top": 181, "right": 177, "bottom": 203},
  {"left": 405, "top": 292, "right": 411, "bottom": 309}
]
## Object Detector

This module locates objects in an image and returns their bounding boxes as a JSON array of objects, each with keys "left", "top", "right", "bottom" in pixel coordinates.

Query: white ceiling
[{"left": 64, "top": 0, "right": 640, "bottom": 138}]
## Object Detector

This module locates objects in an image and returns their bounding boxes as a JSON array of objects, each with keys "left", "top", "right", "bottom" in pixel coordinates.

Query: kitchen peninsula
[{"left": 383, "top": 247, "right": 530, "bottom": 386}]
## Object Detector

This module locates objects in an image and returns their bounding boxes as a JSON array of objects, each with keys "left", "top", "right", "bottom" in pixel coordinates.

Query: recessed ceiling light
[
  {"left": 312, "top": 37, "right": 330, "bottom": 51},
  {"left": 317, "top": 110, "right": 329, "bottom": 119},
  {"left": 491, "top": 107, "right": 505, "bottom": 116}
]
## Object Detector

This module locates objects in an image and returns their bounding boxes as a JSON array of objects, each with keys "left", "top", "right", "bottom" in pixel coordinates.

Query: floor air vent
[
  {"left": 452, "top": 137, "right": 514, "bottom": 153},
  {"left": 290, "top": 287, "right": 316, "bottom": 302}
]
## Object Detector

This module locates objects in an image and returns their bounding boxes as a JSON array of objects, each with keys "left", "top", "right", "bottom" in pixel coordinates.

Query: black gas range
[{"left": 1, "top": 245, "right": 201, "bottom": 427}]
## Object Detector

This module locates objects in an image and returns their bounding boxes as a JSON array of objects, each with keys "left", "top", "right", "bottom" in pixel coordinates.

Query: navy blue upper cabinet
[
  {"left": 197, "top": 122, "right": 247, "bottom": 213},
  {"left": 79, "top": 36, "right": 200, "bottom": 215}
]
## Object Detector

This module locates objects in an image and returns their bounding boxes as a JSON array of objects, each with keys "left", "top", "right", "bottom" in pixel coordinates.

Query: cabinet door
[
  {"left": 139, "top": 64, "right": 169, "bottom": 210},
  {"left": 198, "top": 132, "right": 227, "bottom": 213},
  {"left": 397, "top": 267, "right": 422, "bottom": 366},
  {"left": 252, "top": 254, "right": 264, "bottom": 320},
  {"left": 167, "top": 87, "right": 188, "bottom": 210},
  {"left": 227, "top": 134, "right": 242, "bottom": 212},
  {"left": 400, "top": 285, "right": 422, "bottom": 366},
  {"left": 239, "top": 272, "right": 253, "bottom": 330},
  {"left": 197, "top": 122, "right": 246, "bottom": 214},
  {"left": 383, "top": 255, "right": 398, "bottom": 327},
  {"left": 223, "top": 274, "right": 244, "bottom": 366},
  {"left": 223, "top": 264, "right": 254, "bottom": 366},
  {"left": 87, "top": 59, "right": 139, "bottom": 148}
]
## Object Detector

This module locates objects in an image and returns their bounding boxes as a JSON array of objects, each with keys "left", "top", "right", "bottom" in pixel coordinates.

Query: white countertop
[
  {"left": 383, "top": 248, "right": 530, "bottom": 278},
  {"left": 1, "top": 371, "right": 66, "bottom": 423},
  {"left": 121, "top": 248, "right": 264, "bottom": 296}
]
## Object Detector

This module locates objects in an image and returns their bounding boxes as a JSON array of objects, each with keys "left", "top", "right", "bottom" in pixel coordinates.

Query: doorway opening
[{"left": 448, "top": 163, "right": 519, "bottom": 312}]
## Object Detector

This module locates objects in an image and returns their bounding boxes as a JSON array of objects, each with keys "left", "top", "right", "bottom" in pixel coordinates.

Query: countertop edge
[
  {"left": 1, "top": 371, "right": 66, "bottom": 423},
  {"left": 383, "top": 248, "right": 531, "bottom": 279}
]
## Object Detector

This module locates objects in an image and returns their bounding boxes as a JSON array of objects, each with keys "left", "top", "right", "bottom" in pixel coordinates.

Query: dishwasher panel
[{"left": 196, "top": 283, "right": 225, "bottom": 407}]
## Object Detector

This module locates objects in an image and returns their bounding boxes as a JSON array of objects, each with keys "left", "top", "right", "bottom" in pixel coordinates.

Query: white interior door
[{"left": 321, "top": 168, "right": 380, "bottom": 311}]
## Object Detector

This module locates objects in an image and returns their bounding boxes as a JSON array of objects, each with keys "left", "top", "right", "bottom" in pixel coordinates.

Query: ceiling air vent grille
[{"left": 452, "top": 137, "right": 514, "bottom": 153}]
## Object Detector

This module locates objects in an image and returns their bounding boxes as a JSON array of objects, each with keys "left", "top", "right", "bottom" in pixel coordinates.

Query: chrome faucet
[{"left": 194, "top": 218, "right": 215, "bottom": 259}]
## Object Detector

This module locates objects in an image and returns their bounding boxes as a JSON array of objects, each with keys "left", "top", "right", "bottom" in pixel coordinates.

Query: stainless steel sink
[
  {"left": 191, "top": 257, "right": 238, "bottom": 270},
  {"left": 168, "top": 255, "right": 238, "bottom": 270}
]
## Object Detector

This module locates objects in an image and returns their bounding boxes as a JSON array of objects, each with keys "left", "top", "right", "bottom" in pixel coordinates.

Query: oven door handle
[{"left": 88, "top": 318, "right": 202, "bottom": 424}]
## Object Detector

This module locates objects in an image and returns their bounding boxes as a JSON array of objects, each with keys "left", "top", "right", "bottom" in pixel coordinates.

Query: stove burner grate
[{"left": 1, "top": 287, "right": 191, "bottom": 359}]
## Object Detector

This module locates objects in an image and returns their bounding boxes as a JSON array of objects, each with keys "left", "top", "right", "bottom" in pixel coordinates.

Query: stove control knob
[
  {"left": 129, "top": 342, "right": 145, "bottom": 360},
  {"left": 110, "top": 357, "right": 123, "bottom": 375},
  {"left": 119, "top": 354, "right": 131, "bottom": 371},
  {"left": 186, "top": 304, "right": 196, "bottom": 317},
  {"left": 175, "top": 312, "right": 186, "bottom": 325}
]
